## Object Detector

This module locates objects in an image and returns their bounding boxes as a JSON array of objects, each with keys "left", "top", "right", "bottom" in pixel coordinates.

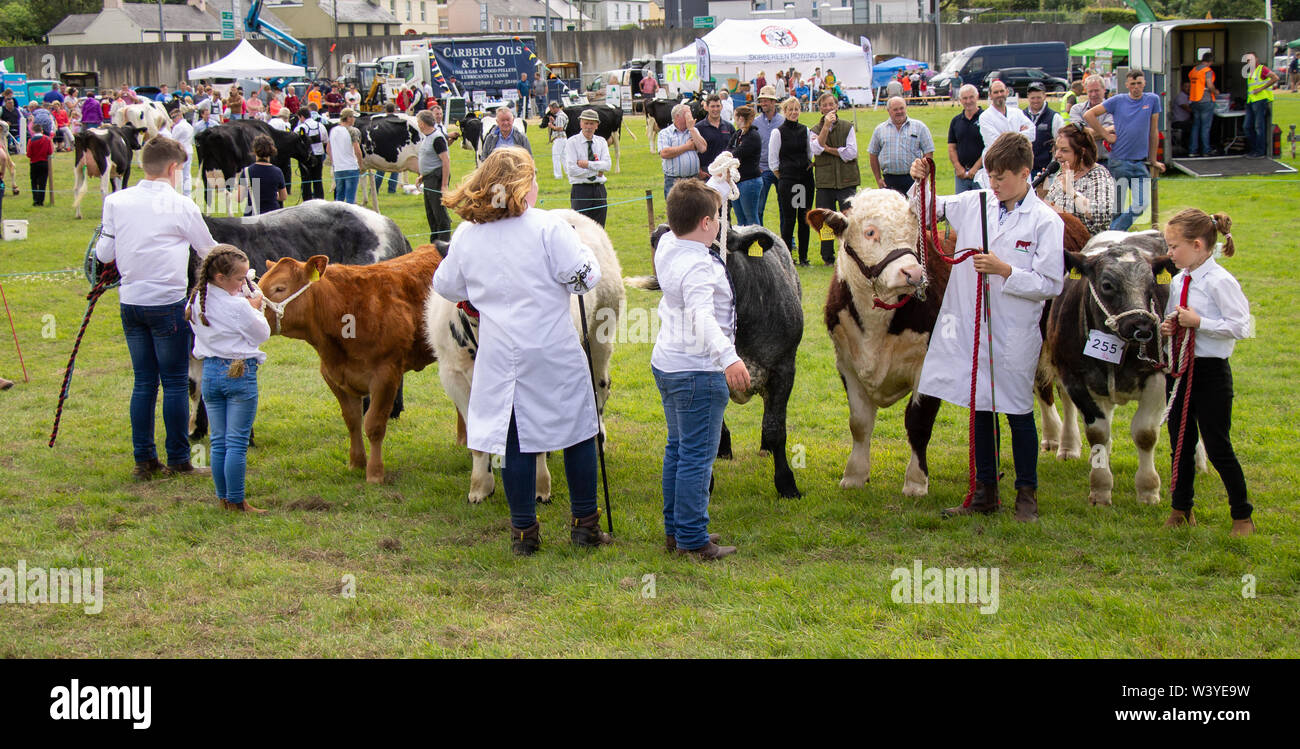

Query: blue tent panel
[{"left": 872, "top": 57, "right": 929, "bottom": 88}]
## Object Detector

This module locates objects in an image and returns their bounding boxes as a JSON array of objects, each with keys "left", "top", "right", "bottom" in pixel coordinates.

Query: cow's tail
[{"left": 625, "top": 275, "right": 660, "bottom": 292}]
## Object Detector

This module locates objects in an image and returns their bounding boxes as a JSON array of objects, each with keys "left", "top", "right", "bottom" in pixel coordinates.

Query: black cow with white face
[
  {"left": 72, "top": 125, "right": 141, "bottom": 219},
  {"left": 1042, "top": 230, "right": 1179, "bottom": 506},
  {"left": 561, "top": 103, "right": 623, "bottom": 172}
]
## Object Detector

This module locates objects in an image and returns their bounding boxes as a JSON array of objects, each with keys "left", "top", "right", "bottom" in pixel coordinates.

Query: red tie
[{"left": 1179, "top": 272, "right": 1191, "bottom": 308}]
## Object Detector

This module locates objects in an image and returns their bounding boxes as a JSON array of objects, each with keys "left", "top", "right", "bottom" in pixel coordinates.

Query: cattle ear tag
[
  {"left": 308, "top": 267, "right": 321, "bottom": 282},
  {"left": 819, "top": 224, "right": 836, "bottom": 241},
  {"left": 1155, "top": 269, "right": 1171, "bottom": 284},
  {"left": 747, "top": 241, "right": 763, "bottom": 257},
  {"left": 1067, "top": 268, "right": 1082, "bottom": 280}
]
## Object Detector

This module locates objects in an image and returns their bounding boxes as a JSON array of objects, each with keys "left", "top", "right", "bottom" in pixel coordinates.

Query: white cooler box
[{"left": 3, "top": 219, "right": 27, "bottom": 241}]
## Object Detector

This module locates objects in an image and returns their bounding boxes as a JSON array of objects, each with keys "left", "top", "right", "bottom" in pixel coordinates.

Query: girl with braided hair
[{"left": 187, "top": 245, "right": 272, "bottom": 514}]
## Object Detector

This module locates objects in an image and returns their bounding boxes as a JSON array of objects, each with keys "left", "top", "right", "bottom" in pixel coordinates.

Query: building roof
[
  {"left": 119, "top": 3, "right": 223, "bottom": 32},
  {"left": 319, "top": 0, "right": 401, "bottom": 24},
  {"left": 48, "top": 13, "right": 98, "bottom": 36}
]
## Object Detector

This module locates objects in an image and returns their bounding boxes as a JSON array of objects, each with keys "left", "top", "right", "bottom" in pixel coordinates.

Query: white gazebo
[{"left": 187, "top": 39, "right": 306, "bottom": 81}]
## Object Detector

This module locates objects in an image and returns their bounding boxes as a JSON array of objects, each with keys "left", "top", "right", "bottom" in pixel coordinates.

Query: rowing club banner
[{"left": 430, "top": 40, "right": 537, "bottom": 95}]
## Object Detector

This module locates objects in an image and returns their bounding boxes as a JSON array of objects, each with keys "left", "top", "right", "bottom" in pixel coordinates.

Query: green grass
[{"left": 0, "top": 96, "right": 1297, "bottom": 657}]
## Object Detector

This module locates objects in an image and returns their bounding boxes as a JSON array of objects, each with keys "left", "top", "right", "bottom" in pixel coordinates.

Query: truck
[{"left": 376, "top": 37, "right": 540, "bottom": 109}]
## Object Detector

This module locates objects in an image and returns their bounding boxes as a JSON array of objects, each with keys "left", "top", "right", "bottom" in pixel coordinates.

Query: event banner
[{"left": 430, "top": 39, "right": 536, "bottom": 94}]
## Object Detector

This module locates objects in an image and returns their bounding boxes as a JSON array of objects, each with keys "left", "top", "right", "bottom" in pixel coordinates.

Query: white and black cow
[
  {"left": 810, "top": 188, "right": 1092, "bottom": 498},
  {"left": 645, "top": 97, "right": 704, "bottom": 152},
  {"left": 112, "top": 101, "right": 170, "bottom": 143},
  {"left": 424, "top": 210, "right": 624, "bottom": 504},
  {"left": 188, "top": 200, "right": 413, "bottom": 440},
  {"left": 194, "top": 120, "right": 312, "bottom": 215},
  {"left": 1040, "top": 230, "right": 1194, "bottom": 506},
  {"left": 632, "top": 223, "right": 804, "bottom": 498},
  {"left": 351, "top": 113, "right": 422, "bottom": 202},
  {"left": 561, "top": 103, "right": 623, "bottom": 173},
  {"left": 72, "top": 125, "right": 141, "bottom": 220}
]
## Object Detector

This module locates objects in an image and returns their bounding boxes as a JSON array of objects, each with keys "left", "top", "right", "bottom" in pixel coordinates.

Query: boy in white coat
[{"left": 908, "top": 132, "right": 1064, "bottom": 520}]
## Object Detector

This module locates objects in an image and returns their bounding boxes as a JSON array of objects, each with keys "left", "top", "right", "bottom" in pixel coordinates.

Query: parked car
[
  {"left": 982, "top": 67, "right": 1070, "bottom": 96},
  {"left": 928, "top": 42, "right": 1068, "bottom": 97}
]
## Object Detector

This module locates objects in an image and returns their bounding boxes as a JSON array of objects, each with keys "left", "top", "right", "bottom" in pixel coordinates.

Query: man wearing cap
[
  {"left": 543, "top": 100, "right": 569, "bottom": 179},
  {"left": 753, "top": 85, "right": 785, "bottom": 225},
  {"left": 564, "top": 109, "right": 611, "bottom": 226},
  {"left": 1022, "top": 81, "right": 1063, "bottom": 181},
  {"left": 169, "top": 107, "right": 195, "bottom": 197},
  {"left": 658, "top": 103, "right": 706, "bottom": 201}
]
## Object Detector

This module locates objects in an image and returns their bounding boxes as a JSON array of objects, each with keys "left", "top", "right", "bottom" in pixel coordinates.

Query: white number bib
[{"left": 1084, "top": 329, "right": 1125, "bottom": 364}]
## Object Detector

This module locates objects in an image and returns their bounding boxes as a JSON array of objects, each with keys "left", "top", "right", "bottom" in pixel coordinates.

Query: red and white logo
[{"left": 760, "top": 26, "right": 798, "bottom": 49}]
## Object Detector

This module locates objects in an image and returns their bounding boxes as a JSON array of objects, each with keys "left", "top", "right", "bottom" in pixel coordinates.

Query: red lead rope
[
  {"left": 914, "top": 158, "right": 993, "bottom": 508},
  {"left": 1167, "top": 277, "right": 1196, "bottom": 499},
  {"left": 50, "top": 263, "right": 120, "bottom": 447}
]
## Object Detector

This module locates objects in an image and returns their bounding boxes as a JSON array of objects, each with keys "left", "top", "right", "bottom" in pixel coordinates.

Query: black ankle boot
[
  {"left": 571, "top": 511, "right": 612, "bottom": 548},
  {"left": 511, "top": 522, "right": 541, "bottom": 556}
]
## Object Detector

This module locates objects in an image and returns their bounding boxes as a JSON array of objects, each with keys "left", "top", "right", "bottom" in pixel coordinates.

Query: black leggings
[
  {"left": 1167, "top": 358, "right": 1251, "bottom": 519},
  {"left": 776, "top": 175, "right": 814, "bottom": 262},
  {"left": 974, "top": 410, "right": 1038, "bottom": 489}
]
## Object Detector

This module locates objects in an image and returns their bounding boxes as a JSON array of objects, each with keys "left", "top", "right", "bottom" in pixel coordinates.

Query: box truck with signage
[{"left": 377, "top": 37, "right": 538, "bottom": 107}]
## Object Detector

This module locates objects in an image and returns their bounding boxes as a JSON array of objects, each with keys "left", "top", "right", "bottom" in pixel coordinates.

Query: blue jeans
[
  {"left": 1190, "top": 99, "right": 1214, "bottom": 155},
  {"left": 120, "top": 300, "right": 192, "bottom": 465},
  {"left": 502, "top": 410, "right": 598, "bottom": 529},
  {"left": 333, "top": 169, "right": 360, "bottom": 203},
  {"left": 374, "top": 171, "right": 399, "bottom": 193},
  {"left": 974, "top": 411, "right": 1038, "bottom": 488},
  {"left": 1244, "top": 99, "right": 1270, "bottom": 157},
  {"left": 653, "top": 366, "right": 729, "bottom": 550},
  {"left": 201, "top": 357, "right": 260, "bottom": 504},
  {"left": 1107, "top": 158, "right": 1150, "bottom": 231},
  {"left": 755, "top": 169, "right": 777, "bottom": 225},
  {"left": 732, "top": 176, "right": 762, "bottom": 226},
  {"left": 955, "top": 176, "right": 977, "bottom": 193},
  {"left": 664, "top": 175, "right": 690, "bottom": 202}
]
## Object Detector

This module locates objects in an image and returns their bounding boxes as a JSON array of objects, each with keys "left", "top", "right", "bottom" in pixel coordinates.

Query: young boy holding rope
[
  {"left": 187, "top": 246, "right": 272, "bottom": 514},
  {"left": 95, "top": 137, "right": 219, "bottom": 480},
  {"left": 908, "top": 132, "right": 1064, "bottom": 521},
  {"left": 1159, "top": 209, "right": 1254, "bottom": 536}
]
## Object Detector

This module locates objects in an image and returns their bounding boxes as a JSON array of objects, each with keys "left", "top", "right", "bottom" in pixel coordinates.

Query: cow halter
[
  {"left": 255, "top": 277, "right": 315, "bottom": 335},
  {"left": 1083, "top": 279, "right": 1165, "bottom": 369},
  {"left": 843, "top": 244, "right": 926, "bottom": 310}
]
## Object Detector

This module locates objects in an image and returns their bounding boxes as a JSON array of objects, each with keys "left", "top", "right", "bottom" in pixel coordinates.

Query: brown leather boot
[
  {"left": 133, "top": 457, "right": 165, "bottom": 481},
  {"left": 942, "top": 481, "right": 999, "bottom": 517},
  {"left": 221, "top": 499, "right": 267, "bottom": 514},
  {"left": 666, "top": 533, "right": 720, "bottom": 551},
  {"left": 1163, "top": 508, "right": 1196, "bottom": 528},
  {"left": 678, "top": 541, "right": 737, "bottom": 560},
  {"left": 1014, "top": 486, "right": 1038, "bottom": 522},
  {"left": 571, "top": 511, "right": 613, "bottom": 548},
  {"left": 511, "top": 522, "right": 541, "bottom": 556},
  {"left": 164, "top": 461, "right": 212, "bottom": 477},
  {"left": 1230, "top": 517, "right": 1255, "bottom": 537}
]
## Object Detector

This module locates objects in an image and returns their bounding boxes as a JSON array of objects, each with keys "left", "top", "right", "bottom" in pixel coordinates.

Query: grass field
[{"left": 0, "top": 94, "right": 1297, "bottom": 657}]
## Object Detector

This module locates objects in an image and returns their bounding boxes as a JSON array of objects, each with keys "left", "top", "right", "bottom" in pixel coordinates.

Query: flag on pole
[
  {"left": 695, "top": 38, "right": 711, "bottom": 90},
  {"left": 860, "top": 36, "right": 875, "bottom": 108}
]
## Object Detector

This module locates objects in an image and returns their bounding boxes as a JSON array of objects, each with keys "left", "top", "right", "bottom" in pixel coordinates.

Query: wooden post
[
  {"left": 645, "top": 188, "right": 654, "bottom": 230},
  {"left": 1150, "top": 166, "right": 1158, "bottom": 230},
  {"left": 47, "top": 152, "right": 54, "bottom": 207}
]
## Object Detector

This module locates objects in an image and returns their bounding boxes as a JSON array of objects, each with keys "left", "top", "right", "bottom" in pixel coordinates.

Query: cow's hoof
[
  {"left": 366, "top": 474, "right": 384, "bottom": 484},
  {"left": 536, "top": 494, "right": 552, "bottom": 505},
  {"left": 777, "top": 481, "right": 802, "bottom": 499},
  {"left": 757, "top": 449, "right": 771, "bottom": 458},
  {"left": 839, "top": 476, "right": 868, "bottom": 489},
  {"left": 902, "top": 480, "right": 929, "bottom": 498},
  {"left": 1056, "top": 447, "right": 1081, "bottom": 461},
  {"left": 1137, "top": 491, "right": 1162, "bottom": 506},
  {"left": 1089, "top": 491, "right": 1112, "bottom": 506},
  {"left": 717, "top": 450, "right": 733, "bottom": 460},
  {"left": 1040, "top": 439, "right": 1059, "bottom": 452}
]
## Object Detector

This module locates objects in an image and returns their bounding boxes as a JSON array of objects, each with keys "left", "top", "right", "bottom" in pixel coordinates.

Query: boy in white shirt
[
  {"left": 651, "top": 179, "right": 752, "bottom": 560},
  {"left": 95, "top": 137, "right": 219, "bottom": 480}
]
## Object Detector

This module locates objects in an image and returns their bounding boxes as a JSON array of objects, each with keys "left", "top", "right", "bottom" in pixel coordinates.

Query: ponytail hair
[
  {"left": 1165, "top": 208, "right": 1234, "bottom": 258},
  {"left": 188, "top": 244, "right": 250, "bottom": 326}
]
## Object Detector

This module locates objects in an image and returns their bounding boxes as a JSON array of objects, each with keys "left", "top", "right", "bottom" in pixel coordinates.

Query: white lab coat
[
  {"left": 432, "top": 208, "right": 602, "bottom": 455},
  {"left": 915, "top": 187, "right": 1064, "bottom": 414}
]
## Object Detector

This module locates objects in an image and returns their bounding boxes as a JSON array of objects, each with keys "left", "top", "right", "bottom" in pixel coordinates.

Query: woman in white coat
[
  {"left": 432, "top": 147, "right": 612, "bottom": 555},
  {"left": 908, "top": 133, "right": 1064, "bottom": 521}
]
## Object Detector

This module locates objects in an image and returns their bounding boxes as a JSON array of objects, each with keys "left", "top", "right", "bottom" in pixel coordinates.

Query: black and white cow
[
  {"left": 561, "top": 103, "right": 623, "bottom": 173},
  {"left": 352, "top": 113, "right": 422, "bottom": 202},
  {"left": 424, "top": 210, "right": 623, "bottom": 503},
  {"left": 645, "top": 97, "right": 704, "bottom": 151},
  {"left": 112, "top": 101, "right": 170, "bottom": 143},
  {"left": 188, "top": 200, "right": 413, "bottom": 440},
  {"left": 1041, "top": 230, "right": 1195, "bottom": 506},
  {"left": 632, "top": 223, "right": 804, "bottom": 498},
  {"left": 72, "top": 125, "right": 141, "bottom": 219},
  {"left": 457, "top": 114, "right": 483, "bottom": 156},
  {"left": 193, "top": 120, "right": 312, "bottom": 215}
]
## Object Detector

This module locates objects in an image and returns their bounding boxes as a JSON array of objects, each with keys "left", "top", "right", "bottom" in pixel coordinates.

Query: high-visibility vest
[{"left": 1247, "top": 65, "right": 1274, "bottom": 103}]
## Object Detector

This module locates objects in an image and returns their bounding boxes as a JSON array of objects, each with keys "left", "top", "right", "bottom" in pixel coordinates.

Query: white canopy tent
[
  {"left": 661, "top": 19, "right": 870, "bottom": 96},
  {"left": 187, "top": 39, "right": 306, "bottom": 80}
]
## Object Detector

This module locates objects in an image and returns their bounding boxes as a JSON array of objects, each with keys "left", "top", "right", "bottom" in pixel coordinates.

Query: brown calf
[{"left": 258, "top": 246, "right": 441, "bottom": 483}]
